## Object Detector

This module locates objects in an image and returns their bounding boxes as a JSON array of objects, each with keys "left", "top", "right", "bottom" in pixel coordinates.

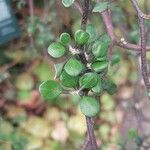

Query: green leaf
[
  {"left": 111, "top": 54, "right": 120, "bottom": 65},
  {"left": 92, "top": 41, "right": 109, "bottom": 58},
  {"left": 93, "top": 2, "right": 108, "bottom": 13},
  {"left": 48, "top": 42, "right": 66, "bottom": 58},
  {"left": 102, "top": 80, "right": 117, "bottom": 95},
  {"left": 60, "top": 32, "right": 71, "bottom": 45},
  {"left": 54, "top": 62, "right": 65, "bottom": 78},
  {"left": 96, "top": 56, "right": 108, "bottom": 62},
  {"left": 86, "top": 24, "right": 97, "bottom": 43},
  {"left": 74, "top": 29, "right": 90, "bottom": 45},
  {"left": 60, "top": 71, "right": 79, "bottom": 88},
  {"left": 39, "top": 80, "right": 63, "bottom": 100},
  {"left": 91, "top": 61, "right": 108, "bottom": 73},
  {"left": 92, "top": 78, "right": 103, "bottom": 95},
  {"left": 79, "top": 72, "right": 98, "bottom": 89},
  {"left": 80, "top": 96, "right": 100, "bottom": 117},
  {"left": 99, "top": 34, "right": 112, "bottom": 45},
  {"left": 64, "top": 58, "right": 84, "bottom": 76},
  {"left": 62, "top": 0, "right": 75, "bottom": 7}
]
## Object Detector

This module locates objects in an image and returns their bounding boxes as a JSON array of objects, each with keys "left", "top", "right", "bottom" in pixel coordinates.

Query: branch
[
  {"left": 73, "top": 1, "right": 83, "bottom": 15},
  {"left": 81, "top": 135, "right": 90, "bottom": 150},
  {"left": 81, "top": 0, "right": 90, "bottom": 29},
  {"left": 96, "top": 0, "right": 150, "bottom": 51},
  {"left": 79, "top": 0, "right": 98, "bottom": 149},
  {"left": 28, "top": 0, "right": 34, "bottom": 48},
  {"left": 86, "top": 117, "right": 98, "bottom": 150},
  {"left": 129, "top": 0, "right": 150, "bottom": 20},
  {"left": 130, "top": 0, "right": 150, "bottom": 99}
]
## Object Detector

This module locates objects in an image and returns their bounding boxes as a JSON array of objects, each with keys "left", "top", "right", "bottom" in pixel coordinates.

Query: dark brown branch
[
  {"left": 130, "top": 0, "right": 150, "bottom": 99},
  {"left": 81, "top": 0, "right": 90, "bottom": 29},
  {"left": 79, "top": 0, "right": 98, "bottom": 149},
  {"left": 86, "top": 117, "right": 98, "bottom": 150}
]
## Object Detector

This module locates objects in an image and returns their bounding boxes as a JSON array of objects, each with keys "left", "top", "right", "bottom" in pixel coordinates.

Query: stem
[
  {"left": 28, "top": 0, "right": 34, "bottom": 49},
  {"left": 81, "top": 0, "right": 90, "bottom": 29},
  {"left": 82, "top": 135, "right": 89, "bottom": 150},
  {"left": 86, "top": 117, "right": 98, "bottom": 150},
  {"left": 79, "top": 0, "right": 98, "bottom": 149},
  {"left": 130, "top": 0, "right": 150, "bottom": 99}
]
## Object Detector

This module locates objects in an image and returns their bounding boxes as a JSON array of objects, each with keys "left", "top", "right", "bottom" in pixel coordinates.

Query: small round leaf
[
  {"left": 86, "top": 24, "right": 97, "bottom": 43},
  {"left": 48, "top": 42, "right": 66, "bottom": 58},
  {"left": 54, "top": 62, "right": 65, "bottom": 78},
  {"left": 111, "top": 54, "right": 120, "bottom": 65},
  {"left": 60, "top": 32, "right": 71, "bottom": 45},
  {"left": 92, "top": 78, "right": 103, "bottom": 95},
  {"left": 39, "top": 80, "right": 63, "bottom": 100},
  {"left": 64, "top": 58, "right": 84, "bottom": 76},
  {"left": 91, "top": 61, "right": 108, "bottom": 73},
  {"left": 102, "top": 80, "right": 117, "bottom": 95},
  {"left": 75, "top": 30, "right": 90, "bottom": 45},
  {"left": 60, "top": 71, "right": 79, "bottom": 88},
  {"left": 80, "top": 96, "right": 100, "bottom": 117},
  {"left": 79, "top": 72, "right": 98, "bottom": 89},
  {"left": 92, "top": 41, "right": 109, "bottom": 58}
]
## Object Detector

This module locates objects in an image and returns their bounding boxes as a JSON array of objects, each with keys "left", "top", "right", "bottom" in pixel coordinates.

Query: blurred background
[{"left": 1, "top": 0, "right": 150, "bottom": 149}]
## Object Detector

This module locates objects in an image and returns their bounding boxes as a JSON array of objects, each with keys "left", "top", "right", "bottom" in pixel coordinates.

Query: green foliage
[
  {"left": 74, "top": 30, "right": 90, "bottom": 45},
  {"left": 79, "top": 72, "right": 98, "bottom": 89},
  {"left": 60, "top": 32, "right": 71, "bottom": 45},
  {"left": 92, "top": 41, "right": 109, "bottom": 58},
  {"left": 80, "top": 96, "right": 100, "bottom": 117},
  {"left": 92, "top": 78, "right": 103, "bottom": 95},
  {"left": 91, "top": 61, "right": 108, "bottom": 73},
  {"left": 54, "top": 62, "right": 65, "bottom": 78},
  {"left": 39, "top": 26, "right": 117, "bottom": 117},
  {"left": 86, "top": 24, "right": 97, "bottom": 43},
  {"left": 48, "top": 42, "right": 66, "bottom": 58},
  {"left": 64, "top": 58, "right": 84, "bottom": 76},
  {"left": 102, "top": 80, "right": 117, "bottom": 95},
  {"left": 93, "top": 2, "right": 108, "bottom": 13},
  {"left": 39, "top": 80, "right": 63, "bottom": 100},
  {"left": 62, "top": 0, "right": 75, "bottom": 7},
  {"left": 111, "top": 53, "right": 121, "bottom": 65},
  {"left": 60, "top": 71, "right": 79, "bottom": 88}
]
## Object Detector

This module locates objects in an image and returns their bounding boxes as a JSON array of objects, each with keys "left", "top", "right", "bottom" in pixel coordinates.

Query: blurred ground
[{"left": 1, "top": 0, "right": 150, "bottom": 150}]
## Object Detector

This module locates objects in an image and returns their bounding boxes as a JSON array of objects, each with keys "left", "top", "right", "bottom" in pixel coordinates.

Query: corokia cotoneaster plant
[{"left": 39, "top": 0, "right": 150, "bottom": 149}]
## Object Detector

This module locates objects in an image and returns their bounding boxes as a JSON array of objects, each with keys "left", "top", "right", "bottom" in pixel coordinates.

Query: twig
[
  {"left": 73, "top": 1, "right": 83, "bottom": 15},
  {"left": 28, "top": 0, "right": 34, "bottom": 49},
  {"left": 130, "top": 0, "right": 150, "bottom": 99},
  {"left": 96, "top": 0, "right": 150, "bottom": 51},
  {"left": 82, "top": 135, "right": 90, "bottom": 150},
  {"left": 129, "top": 0, "right": 150, "bottom": 20},
  {"left": 81, "top": 0, "right": 90, "bottom": 29}
]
